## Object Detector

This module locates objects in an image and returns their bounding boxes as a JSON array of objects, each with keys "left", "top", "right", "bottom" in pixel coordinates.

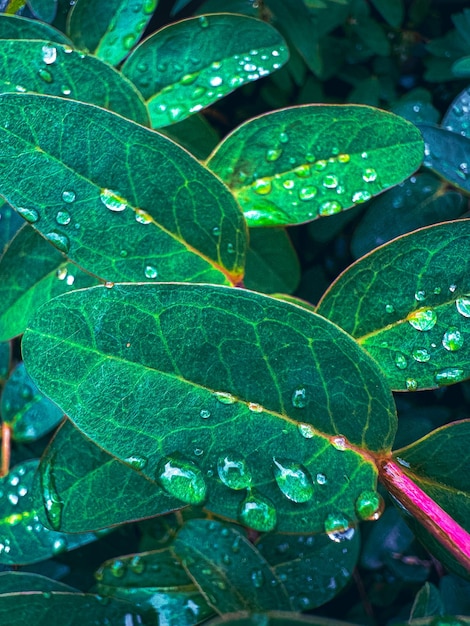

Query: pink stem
[
  {"left": 379, "top": 459, "right": 470, "bottom": 572},
  {"left": 1, "top": 422, "right": 11, "bottom": 477}
]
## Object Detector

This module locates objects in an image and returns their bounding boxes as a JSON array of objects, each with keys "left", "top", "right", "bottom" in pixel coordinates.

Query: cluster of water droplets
[{"left": 104, "top": 0, "right": 156, "bottom": 53}]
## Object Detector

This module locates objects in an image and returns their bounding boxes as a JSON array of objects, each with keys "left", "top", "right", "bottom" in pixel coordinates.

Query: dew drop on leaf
[
  {"left": 135, "top": 209, "right": 152, "bottom": 224},
  {"left": 323, "top": 174, "right": 338, "bottom": 189},
  {"left": 251, "top": 568, "right": 265, "bottom": 588},
  {"left": 351, "top": 190, "right": 372, "bottom": 203},
  {"left": 129, "top": 555, "right": 145, "bottom": 574},
  {"left": 319, "top": 200, "right": 342, "bottom": 216},
  {"left": 434, "top": 367, "right": 465, "bottom": 385},
  {"left": 124, "top": 455, "right": 148, "bottom": 470},
  {"left": 248, "top": 402, "right": 263, "bottom": 412},
  {"left": 456, "top": 297, "right": 470, "bottom": 318},
  {"left": 110, "top": 559, "right": 126, "bottom": 578},
  {"left": 252, "top": 178, "right": 272, "bottom": 195},
  {"left": 294, "top": 164, "right": 310, "bottom": 178},
  {"left": 213, "top": 391, "right": 236, "bottom": 404},
  {"left": 298, "top": 185, "right": 317, "bottom": 201},
  {"left": 355, "top": 490, "right": 384, "bottom": 521},
  {"left": 266, "top": 148, "right": 282, "bottom": 162},
  {"left": 62, "top": 190, "right": 76, "bottom": 203},
  {"left": 41, "top": 44, "right": 57, "bottom": 65},
  {"left": 52, "top": 537, "right": 67, "bottom": 555},
  {"left": 56, "top": 211, "right": 71, "bottom": 226},
  {"left": 394, "top": 353, "right": 407, "bottom": 369},
  {"left": 38, "top": 68, "right": 53, "bottom": 83},
  {"left": 283, "top": 179, "right": 295, "bottom": 190},
  {"left": 272, "top": 458, "right": 314, "bottom": 503},
  {"left": 385, "top": 303, "right": 394, "bottom": 313},
  {"left": 362, "top": 168, "right": 377, "bottom": 182},
  {"left": 198, "top": 16, "right": 209, "bottom": 28},
  {"left": 217, "top": 452, "right": 252, "bottom": 490},
  {"left": 156, "top": 456, "right": 207, "bottom": 504},
  {"left": 407, "top": 309, "right": 437, "bottom": 331},
  {"left": 442, "top": 327, "right": 464, "bottom": 351},
  {"left": 291, "top": 387, "right": 307, "bottom": 408},
  {"left": 40, "top": 462, "right": 64, "bottom": 531},
  {"left": 239, "top": 491, "right": 277, "bottom": 532},
  {"left": 100, "top": 188, "right": 128, "bottom": 212},
  {"left": 406, "top": 378, "right": 418, "bottom": 391},
  {"left": 144, "top": 265, "right": 158, "bottom": 279},
  {"left": 45, "top": 232, "right": 70, "bottom": 253},
  {"left": 181, "top": 72, "right": 198, "bottom": 86},
  {"left": 338, "top": 153, "right": 350, "bottom": 163},
  {"left": 415, "top": 290, "right": 426, "bottom": 301},
  {"left": 298, "top": 422, "right": 315, "bottom": 438},
  {"left": 200, "top": 409, "right": 211, "bottom": 419},
  {"left": 324, "top": 513, "right": 354, "bottom": 542},
  {"left": 316, "top": 473, "right": 327, "bottom": 485},
  {"left": 16, "top": 207, "right": 39, "bottom": 223},
  {"left": 412, "top": 348, "right": 430, "bottom": 362}
]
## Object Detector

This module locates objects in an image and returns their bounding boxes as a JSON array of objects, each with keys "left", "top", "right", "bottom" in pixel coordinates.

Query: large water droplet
[
  {"left": 355, "top": 490, "right": 384, "bottom": 521},
  {"left": 16, "top": 206, "right": 39, "bottom": 223},
  {"left": 324, "top": 513, "right": 354, "bottom": 542},
  {"left": 239, "top": 492, "right": 277, "bottom": 532},
  {"left": 412, "top": 348, "right": 431, "bottom": 362},
  {"left": 442, "top": 327, "right": 464, "bottom": 351},
  {"left": 299, "top": 185, "right": 317, "bottom": 201},
  {"left": 319, "top": 200, "right": 342, "bottom": 216},
  {"left": 351, "top": 190, "right": 372, "bottom": 203},
  {"left": 135, "top": 209, "right": 152, "bottom": 224},
  {"left": 415, "top": 290, "right": 426, "bottom": 302},
  {"left": 217, "top": 452, "right": 252, "bottom": 490},
  {"left": 266, "top": 148, "right": 282, "bottom": 162},
  {"left": 408, "top": 309, "right": 437, "bottom": 331},
  {"left": 100, "top": 188, "right": 128, "bottom": 212},
  {"left": 52, "top": 537, "right": 67, "bottom": 555},
  {"left": 434, "top": 367, "right": 465, "bottom": 385},
  {"left": 41, "top": 44, "right": 57, "bottom": 65},
  {"left": 200, "top": 409, "right": 211, "bottom": 419},
  {"left": 362, "top": 168, "right": 377, "bottom": 182},
  {"left": 298, "top": 422, "right": 316, "bottom": 438},
  {"left": 124, "top": 455, "right": 148, "bottom": 470},
  {"left": 56, "top": 210, "right": 71, "bottom": 225},
  {"left": 62, "top": 190, "right": 76, "bottom": 203},
  {"left": 272, "top": 458, "right": 314, "bottom": 503},
  {"left": 291, "top": 387, "right": 307, "bottom": 408},
  {"left": 252, "top": 178, "right": 272, "bottom": 195},
  {"left": 456, "top": 297, "right": 470, "bottom": 318},
  {"left": 157, "top": 456, "right": 206, "bottom": 504},
  {"left": 110, "top": 559, "right": 126, "bottom": 578},
  {"left": 213, "top": 391, "right": 236, "bottom": 405},
  {"left": 46, "top": 232, "right": 70, "bottom": 253}
]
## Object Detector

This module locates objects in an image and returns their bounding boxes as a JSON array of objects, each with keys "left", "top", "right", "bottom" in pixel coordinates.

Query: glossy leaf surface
[
  {"left": 0, "top": 13, "right": 70, "bottom": 43},
  {"left": 442, "top": 86, "right": 470, "bottom": 137},
  {"left": 27, "top": 0, "right": 57, "bottom": 22},
  {"left": 0, "top": 460, "right": 96, "bottom": 565},
  {"left": 0, "top": 94, "right": 246, "bottom": 285},
  {"left": 244, "top": 228, "right": 300, "bottom": 294},
  {"left": 0, "top": 571, "right": 75, "bottom": 594},
  {"left": 419, "top": 124, "right": 470, "bottom": 193},
  {"left": 0, "top": 362, "right": 63, "bottom": 442},
  {"left": 207, "top": 105, "right": 424, "bottom": 227},
  {"left": 122, "top": 13, "right": 288, "bottom": 128},
  {"left": 67, "top": 0, "right": 158, "bottom": 66},
  {"left": 204, "top": 613, "right": 361, "bottom": 626},
  {"left": 0, "top": 39, "right": 149, "bottom": 124},
  {"left": 22, "top": 283, "right": 396, "bottom": 533},
  {"left": 161, "top": 113, "right": 220, "bottom": 160},
  {"left": 172, "top": 519, "right": 292, "bottom": 612},
  {"left": 317, "top": 220, "right": 470, "bottom": 391},
  {"left": 410, "top": 583, "right": 443, "bottom": 620},
  {"left": 32, "top": 419, "right": 182, "bottom": 532},
  {"left": 0, "top": 225, "right": 98, "bottom": 341}
]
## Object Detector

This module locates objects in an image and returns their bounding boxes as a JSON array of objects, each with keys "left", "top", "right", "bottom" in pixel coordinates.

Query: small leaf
[
  {"left": 317, "top": 220, "right": 470, "bottom": 391},
  {"left": 122, "top": 13, "right": 288, "bottom": 128},
  {"left": 442, "top": 86, "right": 470, "bottom": 138},
  {"left": 27, "top": 0, "right": 58, "bottom": 22},
  {"left": 207, "top": 104, "right": 424, "bottom": 227},
  {"left": 67, "top": 0, "right": 158, "bottom": 66},
  {"left": 452, "top": 56, "right": 470, "bottom": 77},
  {"left": 22, "top": 283, "right": 396, "bottom": 533},
  {"left": 419, "top": 123, "right": 470, "bottom": 192},
  {"left": 410, "top": 583, "right": 444, "bottom": 620},
  {"left": 0, "top": 13, "right": 70, "bottom": 43},
  {"left": 369, "top": 0, "right": 404, "bottom": 27},
  {"left": 0, "top": 225, "right": 99, "bottom": 341},
  {"left": 0, "top": 362, "right": 63, "bottom": 442},
  {"left": 0, "top": 94, "right": 246, "bottom": 285}
]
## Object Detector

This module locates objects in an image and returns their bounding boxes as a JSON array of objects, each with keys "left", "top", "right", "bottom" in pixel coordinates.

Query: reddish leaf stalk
[
  {"left": 379, "top": 459, "right": 470, "bottom": 572},
  {"left": 1, "top": 422, "right": 11, "bottom": 477}
]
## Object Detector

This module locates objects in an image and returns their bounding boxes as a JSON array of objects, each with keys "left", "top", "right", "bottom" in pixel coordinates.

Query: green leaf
[
  {"left": 31, "top": 419, "right": 183, "bottom": 532},
  {"left": 121, "top": 13, "right": 289, "bottom": 128},
  {"left": 0, "top": 13, "right": 70, "bottom": 43},
  {"left": 0, "top": 94, "right": 246, "bottom": 285},
  {"left": 0, "top": 342, "right": 10, "bottom": 382},
  {"left": 0, "top": 362, "right": 63, "bottom": 442},
  {"left": 0, "top": 225, "right": 99, "bottom": 341},
  {"left": 0, "top": 39, "right": 149, "bottom": 125},
  {"left": 410, "top": 583, "right": 444, "bottom": 620},
  {"left": 22, "top": 283, "right": 397, "bottom": 533},
  {"left": 369, "top": 0, "right": 403, "bottom": 27},
  {"left": 27, "top": 0, "right": 57, "bottom": 22},
  {"left": 172, "top": 519, "right": 292, "bottom": 613},
  {"left": 204, "top": 612, "right": 362, "bottom": 626},
  {"left": 256, "top": 529, "right": 360, "bottom": 611},
  {"left": 0, "top": 571, "right": 76, "bottom": 594},
  {"left": 419, "top": 124, "right": 470, "bottom": 192},
  {"left": 442, "top": 87, "right": 470, "bottom": 138},
  {"left": 244, "top": 228, "right": 300, "bottom": 294},
  {"left": 0, "top": 201, "right": 22, "bottom": 254},
  {"left": 317, "top": 220, "right": 470, "bottom": 391},
  {"left": 0, "top": 460, "right": 96, "bottom": 565},
  {"left": 452, "top": 56, "right": 470, "bottom": 77},
  {"left": 67, "top": 0, "right": 158, "bottom": 66},
  {"left": 351, "top": 174, "right": 466, "bottom": 259},
  {"left": 206, "top": 105, "right": 424, "bottom": 227},
  {"left": 353, "top": 17, "right": 390, "bottom": 56}
]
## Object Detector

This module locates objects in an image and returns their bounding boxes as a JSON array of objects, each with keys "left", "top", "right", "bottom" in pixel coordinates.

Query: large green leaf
[
  {"left": 0, "top": 94, "right": 246, "bottom": 285},
  {"left": 0, "top": 13, "right": 70, "bottom": 43},
  {"left": 206, "top": 105, "right": 424, "bottom": 227},
  {"left": 22, "top": 283, "right": 396, "bottom": 533},
  {"left": 0, "top": 225, "right": 99, "bottom": 341},
  {"left": 31, "top": 419, "right": 183, "bottom": 532},
  {"left": 67, "top": 0, "right": 158, "bottom": 66},
  {"left": 122, "top": 13, "right": 289, "bottom": 128},
  {"left": 204, "top": 613, "right": 361, "bottom": 626},
  {"left": 0, "top": 460, "right": 96, "bottom": 565},
  {"left": 442, "top": 86, "right": 470, "bottom": 138},
  {"left": 317, "top": 220, "right": 470, "bottom": 391},
  {"left": 419, "top": 123, "right": 470, "bottom": 193},
  {"left": 0, "top": 572, "right": 76, "bottom": 594},
  {"left": 0, "top": 39, "right": 149, "bottom": 125}
]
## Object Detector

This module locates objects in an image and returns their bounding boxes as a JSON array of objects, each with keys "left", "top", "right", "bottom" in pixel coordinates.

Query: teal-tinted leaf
[
  {"left": 256, "top": 529, "right": 360, "bottom": 611},
  {"left": 440, "top": 575, "right": 470, "bottom": 614},
  {"left": 317, "top": 220, "right": 470, "bottom": 391},
  {"left": 22, "top": 283, "right": 396, "bottom": 533},
  {"left": 419, "top": 123, "right": 470, "bottom": 192},
  {"left": 353, "top": 17, "right": 390, "bottom": 56},
  {"left": 0, "top": 460, "right": 96, "bottom": 565},
  {"left": 244, "top": 228, "right": 300, "bottom": 294},
  {"left": 391, "top": 100, "right": 440, "bottom": 126},
  {"left": 204, "top": 612, "right": 361, "bottom": 626},
  {"left": 172, "top": 519, "right": 292, "bottom": 613},
  {"left": 0, "top": 13, "right": 70, "bottom": 43},
  {"left": 0, "top": 571, "right": 76, "bottom": 593},
  {"left": 0, "top": 94, "right": 246, "bottom": 285},
  {"left": 452, "top": 8, "right": 470, "bottom": 49},
  {"left": 207, "top": 105, "right": 424, "bottom": 227},
  {"left": 442, "top": 87, "right": 470, "bottom": 138},
  {"left": 31, "top": 419, "right": 183, "bottom": 532},
  {"left": 67, "top": 0, "right": 158, "bottom": 66},
  {"left": 0, "top": 342, "right": 10, "bottom": 382},
  {"left": 0, "top": 225, "right": 99, "bottom": 341},
  {"left": 161, "top": 113, "right": 220, "bottom": 160},
  {"left": 351, "top": 174, "right": 466, "bottom": 259},
  {"left": 27, "top": 0, "right": 57, "bottom": 22},
  {"left": 0, "top": 39, "right": 149, "bottom": 125},
  {"left": 369, "top": 0, "right": 404, "bottom": 27},
  {"left": 195, "top": 0, "right": 258, "bottom": 18},
  {"left": 121, "top": 14, "right": 289, "bottom": 128},
  {"left": 1, "top": 362, "right": 63, "bottom": 442},
  {"left": 0, "top": 201, "right": 22, "bottom": 254},
  {"left": 452, "top": 56, "right": 470, "bottom": 77},
  {"left": 410, "top": 583, "right": 444, "bottom": 620}
]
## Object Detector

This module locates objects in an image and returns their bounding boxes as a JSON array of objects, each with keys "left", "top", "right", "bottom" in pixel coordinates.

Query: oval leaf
[
  {"left": 22, "top": 283, "right": 396, "bottom": 533},
  {"left": 27, "top": 0, "right": 57, "bottom": 22},
  {"left": 0, "top": 93, "right": 246, "bottom": 285},
  {"left": 121, "top": 13, "right": 289, "bottom": 128},
  {"left": 442, "top": 86, "right": 470, "bottom": 137},
  {"left": 317, "top": 220, "right": 470, "bottom": 391},
  {"left": 419, "top": 123, "right": 470, "bottom": 192},
  {"left": 0, "top": 13, "right": 70, "bottom": 43}
]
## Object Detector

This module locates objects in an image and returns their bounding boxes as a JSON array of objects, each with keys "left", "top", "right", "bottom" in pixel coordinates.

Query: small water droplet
[
  {"left": 385, "top": 304, "right": 394, "bottom": 313},
  {"left": 56, "top": 210, "right": 71, "bottom": 225},
  {"left": 324, "top": 513, "right": 354, "bottom": 542},
  {"left": 239, "top": 492, "right": 277, "bottom": 532},
  {"left": 415, "top": 290, "right": 426, "bottom": 301},
  {"left": 316, "top": 473, "right": 327, "bottom": 485},
  {"left": 351, "top": 190, "right": 372, "bottom": 203},
  {"left": 144, "top": 265, "right": 158, "bottom": 279},
  {"left": 135, "top": 209, "right": 152, "bottom": 224},
  {"left": 406, "top": 378, "right": 418, "bottom": 391},
  {"left": 282, "top": 179, "right": 295, "bottom": 190},
  {"left": 16, "top": 206, "right": 39, "bottom": 223},
  {"left": 200, "top": 409, "right": 211, "bottom": 419},
  {"left": 100, "top": 188, "right": 128, "bottom": 212},
  {"left": 338, "top": 153, "right": 350, "bottom": 163},
  {"left": 298, "top": 422, "right": 316, "bottom": 438},
  {"left": 217, "top": 452, "right": 252, "bottom": 490},
  {"left": 157, "top": 456, "right": 206, "bottom": 504},
  {"left": 248, "top": 402, "right": 263, "bottom": 412},
  {"left": 212, "top": 226, "right": 220, "bottom": 237},
  {"left": 434, "top": 367, "right": 465, "bottom": 385},
  {"left": 323, "top": 174, "right": 338, "bottom": 189},
  {"left": 456, "top": 297, "right": 470, "bottom": 318},
  {"left": 110, "top": 559, "right": 126, "bottom": 578},
  {"left": 266, "top": 148, "right": 282, "bottom": 162},
  {"left": 361, "top": 152, "right": 368, "bottom": 159},
  {"left": 252, "top": 178, "right": 272, "bottom": 195},
  {"left": 38, "top": 68, "right": 53, "bottom": 83},
  {"left": 213, "top": 391, "right": 236, "bottom": 405},
  {"left": 408, "top": 309, "right": 437, "bottom": 331},
  {"left": 395, "top": 353, "right": 407, "bottom": 369},
  {"left": 449, "top": 284, "right": 457, "bottom": 293},
  {"left": 332, "top": 436, "right": 346, "bottom": 450},
  {"left": 198, "top": 15, "right": 209, "bottom": 28},
  {"left": 291, "top": 386, "right": 307, "bottom": 408},
  {"left": 124, "top": 455, "right": 148, "bottom": 470},
  {"left": 272, "top": 458, "right": 314, "bottom": 503},
  {"left": 62, "top": 190, "right": 76, "bottom": 203},
  {"left": 362, "top": 168, "right": 377, "bottom": 182},
  {"left": 412, "top": 348, "right": 430, "bottom": 362},
  {"left": 442, "top": 327, "right": 464, "bottom": 351},
  {"left": 279, "top": 132, "right": 289, "bottom": 143},
  {"left": 251, "top": 568, "right": 265, "bottom": 588},
  {"left": 41, "top": 45, "right": 57, "bottom": 65},
  {"left": 8, "top": 493, "right": 18, "bottom": 505},
  {"left": 52, "top": 537, "right": 67, "bottom": 554},
  {"left": 56, "top": 267, "right": 67, "bottom": 280},
  {"left": 319, "top": 200, "right": 342, "bottom": 216},
  {"left": 46, "top": 232, "right": 70, "bottom": 253},
  {"left": 298, "top": 185, "right": 317, "bottom": 201},
  {"left": 123, "top": 34, "right": 136, "bottom": 50},
  {"left": 293, "top": 164, "right": 310, "bottom": 178},
  {"left": 210, "top": 76, "right": 223, "bottom": 87},
  {"left": 129, "top": 555, "right": 145, "bottom": 574}
]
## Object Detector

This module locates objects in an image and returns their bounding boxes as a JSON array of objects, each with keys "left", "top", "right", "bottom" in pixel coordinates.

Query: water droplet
[
  {"left": 324, "top": 513, "right": 354, "bottom": 542},
  {"left": 272, "top": 458, "right": 314, "bottom": 503},
  {"left": 143, "top": 0, "right": 157, "bottom": 13},
  {"left": 266, "top": 148, "right": 282, "bottom": 162},
  {"left": 8, "top": 493, "right": 18, "bottom": 505},
  {"left": 16, "top": 206, "right": 39, "bottom": 223},
  {"left": 217, "top": 452, "right": 252, "bottom": 490},
  {"left": 123, "top": 34, "right": 136, "bottom": 50},
  {"left": 319, "top": 200, "right": 342, "bottom": 216},
  {"left": 408, "top": 309, "right": 437, "bottom": 331},
  {"left": 415, "top": 290, "right": 426, "bottom": 301},
  {"left": 291, "top": 387, "right": 307, "bottom": 408},
  {"left": 198, "top": 15, "right": 209, "bottom": 28},
  {"left": 110, "top": 559, "right": 126, "bottom": 578},
  {"left": 294, "top": 164, "right": 310, "bottom": 178},
  {"left": 194, "top": 448, "right": 203, "bottom": 456},
  {"left": 200, "top": 409, "right": 211, "bottom": 419},
  {"left": 135, "top": 209, "right": 152, "bottom": 224},
  {"left": 406, "top": 378, "right": 418, "bottom": 391},
  {"left": 46, "top": 232, "right": 70, "bottom": 253},
  {"left": 56, "top": 267, "right": 67, "bottom": 280},
  {"left": 338, "top": 153, "right": 350, "bottom": 163},
  {"left": 442, "top": 327, "right": 464, "bottom": 351},
  {"left": 213, "top": 391, "right": 236, "bottom": 404},
  {"left": 449, "top": 284, "right": 457, "bottom": 293},
  {"left": 100, "top": 188, "right": 128, "bottom": 212},
  {"left": 456, "top": 297, "right": 470, "bottom": 317},
  {"left": 279, "top": 132, "right": 289, "bottom": 143},
  {"left": 41, "top": 462, "right": 64, "bottom": 531},
  {"left": 212, "top": 226, "right": 220, "bottom": 237},
  {"left": 298, "top": 185, "right": 317, "bottom": 201},
  {"left": 332, "top": 436, "right": 346, "bottom": 450},
  {"left": 41, "top": 44, "right": 57, "bottom": 65},
  {"left": 361, "top": 152, "right": 368, "bottom": 159},
  {"left": 323, "top": 174, "right": 338, "bottom": 189},
  {"left": 239, "top": 492, "right": 277, "bottom": 532},
  {"left": 395, "top": 353, "right": 407, "bottom": 369},
  {"left": 252, "top": 178, "right": 272, "bottom": 195},
  {"left": 38, "top": 68, "right": 53, "bottom": 83},
  {"left": 298, "top": 422, "right": 315, "bottom": 438},
  {"left": 227, "top": 242, "right": 235, "bottom": 254},
  {"left": 352, "top": 190, "right": 372, "bottom": 203},
  {"left": 362, "top": 168, "right": 377, "bottom": 182},
  {"left": 243, "top": 63, "right": 257, "bottom": 72},
  {"left": 144, "top": 265, "right": 158, "bottom": 279},
  {"left": 385, "top": 304, "right": 394, "bottom": 313},
  {"left": 210, "top": 76, "right": 223, "bottom": 87},
  {"left": 62, "top": 190, "right": 76, "bottom": 203},
  {"left": 52, "top": 537, "right": 67, "bottom": 554},
  {"left": 130, "top": 555, "right": 145, "bottom": 574},
  {"left": 157, "top": 456, "right": 206, "bottom": 504},
  {"left": 251, "top": 568, "right": 264, "bottom": 588},
  {"left": 282, "top": 179, "right": 295, "bottom": 190},
  {"left": 124, "top": 455, "right": 148, "bottom": 470},
  {"left": 412, "top": 348, "right": 430, "bottom": 362},
  {"left": 56, "top": 210, "right": 71, "bottom": 225},
  {"left": 434, "top": 367, "right": 465, "bottom": 385},
  {"left": 248, "top": 402, "right": 263, "bottom": 412},
  {"left": 316, "top": 473, "right": 327, "bottom": 485}
]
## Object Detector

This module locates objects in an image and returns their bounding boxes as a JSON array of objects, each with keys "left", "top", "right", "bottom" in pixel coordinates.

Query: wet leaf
[
  {"left": 0, "top": 225, "right": 98, "bottom": 341},
  {"left": 442, "top": 86, "right": 470, "bottom": 138},
  {"left": 0, "top": 201, "right": 22, "bottom": 254},
  {"left": 244, "top": 228, "right": 300, "bottom": 294},
  {"left": 0, "top": 39, "right": 149, "bottom": 125},
  {"left": 0, "top": 571, "right": 76, "bottom": 593},
  {"left": 419, "top": 123, "right": 470, "bottom": 193},
  {"left": 22, "top": 283, "right": 396, "bottom": 533},
  {"left": 0, "top": 94, "right": 246, "bottom": 285},
  {"left": 0, "top": 460, "right": 96, "bottom": 565},
  {"left": 0, "top": 362, "right": 63, "bottom": 442},
  {"left": 317, "top": 220, "right": 470, "bottom": 391},
  {"left": 122, "top": 13, "right": 288, "bottom": 128},
  {"left": 207, "top": 104, "right": 424, "bottom": 227},
  {"left": 31, "top": 419, "right": 183, "bottom": 532},
  {"left": 0, "top": 13, "right": 70, "bottom": 43},
  {"left": 172, "top": 519, "right": 292, "bottom": 613},
  {"left": 67, "top": 0, "right": 158, "bottom": 66},
  {"left": 161, "top": 113, "right": 220, "bottom": 160},
  {"left": 204, "top": 612, "right": 362, "bottom": 626},
  {"left": 27, "top": 0, "right": 57, "bottom": 22}
]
